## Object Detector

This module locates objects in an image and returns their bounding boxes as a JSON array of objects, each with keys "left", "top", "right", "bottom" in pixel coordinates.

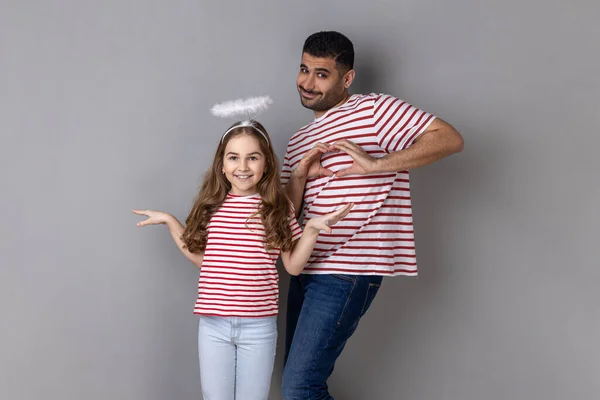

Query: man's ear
[{"left": 343, "top": 69, "right": 355, "bottom": 89}]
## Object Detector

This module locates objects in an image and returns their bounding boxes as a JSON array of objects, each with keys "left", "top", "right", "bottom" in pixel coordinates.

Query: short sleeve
[
  {"left": 281, "top": 148, "right": 293, "bottom": 186},
  {"left": 288, "top": 211, "right": 302, "bottom": 241},
  {"left": 373, "top": 94, "right": 436, "bottom": 152}
]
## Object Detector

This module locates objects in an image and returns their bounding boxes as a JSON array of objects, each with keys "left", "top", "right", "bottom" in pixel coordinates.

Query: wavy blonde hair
[{"left": 182, "top": 120, "right": 294, "bottom": 253}]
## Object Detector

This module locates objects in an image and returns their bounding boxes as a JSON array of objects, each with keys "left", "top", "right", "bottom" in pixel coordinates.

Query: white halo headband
[
  {"left": 210, "top": 96, "right": 273, "bottom": 143},
  {"left": 220, "top": 120, "right": 270, "bottom": 143}
]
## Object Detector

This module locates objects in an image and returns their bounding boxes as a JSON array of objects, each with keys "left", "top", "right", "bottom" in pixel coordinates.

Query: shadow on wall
[
  {"left": 325, "top": 122, "right": 510, "bottom": 399},
  {"left": 351, "top": 46, "right": 389, "bottom": 96}
]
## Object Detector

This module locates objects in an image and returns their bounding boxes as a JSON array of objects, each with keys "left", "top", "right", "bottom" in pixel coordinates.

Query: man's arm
[
  {"left": 284, "top": 143, "right": 335, "bottom": 218},
  {"left": 285, "top": 170, "right": 308, "bottom": 218},
  {"left": 333, "top": 118, "right": 464, "bottom": 176}
]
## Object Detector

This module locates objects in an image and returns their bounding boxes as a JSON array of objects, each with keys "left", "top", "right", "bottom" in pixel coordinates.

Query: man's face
[{"left": 296, "top": 53, "right": 349, "bottom": 114}]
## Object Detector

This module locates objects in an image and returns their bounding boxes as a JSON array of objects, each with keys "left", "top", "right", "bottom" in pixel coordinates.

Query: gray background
[{"left": 1, "top": 1, "right": 599, "bottom": 399}]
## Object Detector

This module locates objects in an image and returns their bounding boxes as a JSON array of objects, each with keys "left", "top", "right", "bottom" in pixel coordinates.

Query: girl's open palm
[
  {"left": 132, "top": 209, "right": 171, "bottom": 227},
  {"left": 306, "top": 203, "right": 353, "bottom": 234}
]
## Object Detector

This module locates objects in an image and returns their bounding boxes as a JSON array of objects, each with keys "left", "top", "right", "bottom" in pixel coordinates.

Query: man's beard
[{"left": 298, "top": 86, "right": 346, "bottom": 112}]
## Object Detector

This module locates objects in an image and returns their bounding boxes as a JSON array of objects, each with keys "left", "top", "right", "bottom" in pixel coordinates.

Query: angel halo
[{"left": 210, "top": 96, "right": 273, "bottom": 143}]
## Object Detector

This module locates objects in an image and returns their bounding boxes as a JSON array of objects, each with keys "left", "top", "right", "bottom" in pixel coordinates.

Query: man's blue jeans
[{"left": 282, "top": 273, "right": 383, "bottom": 400}]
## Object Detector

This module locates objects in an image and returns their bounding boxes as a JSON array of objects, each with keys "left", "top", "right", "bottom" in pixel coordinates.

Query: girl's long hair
[{"left": 182, "top": 120, "right": 294, "bottom": 253}]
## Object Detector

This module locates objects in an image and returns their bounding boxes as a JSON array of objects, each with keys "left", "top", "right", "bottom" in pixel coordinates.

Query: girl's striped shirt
[{"left": 194, "top": 193, "right": 302, "bottom": 317}]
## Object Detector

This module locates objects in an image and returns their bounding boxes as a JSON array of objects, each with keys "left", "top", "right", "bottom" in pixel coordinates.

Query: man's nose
[{"left": 302, "top": 74, "right": 316, "bottom": 91}]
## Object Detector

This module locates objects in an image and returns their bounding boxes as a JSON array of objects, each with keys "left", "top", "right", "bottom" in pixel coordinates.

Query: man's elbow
[
  {"left": 444, "top": 126, "right": 464, "bottom": 154},
  {"left": 453, "top": 134, "right": 465, "bottom": 154},
  {"left": 435, "top": 118, "right": 464, "bottom": 155}
]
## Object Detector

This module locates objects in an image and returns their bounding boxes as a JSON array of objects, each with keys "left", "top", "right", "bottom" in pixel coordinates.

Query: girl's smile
[{"left": 222, "top": 134, "right": 266, "bottom": 196}]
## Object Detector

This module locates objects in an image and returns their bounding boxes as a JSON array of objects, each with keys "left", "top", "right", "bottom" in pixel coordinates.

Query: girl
[{"left": 133, "top": 120, "right": 351, "bottom": 400}]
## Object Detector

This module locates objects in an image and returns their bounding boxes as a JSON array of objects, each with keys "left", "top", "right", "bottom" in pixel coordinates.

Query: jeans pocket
[
  {"left": 360, "top": 282, "right": 381, "bottom": 317},
  {"left": 330, "top": 274, "right": 357, "bottom": 283}
]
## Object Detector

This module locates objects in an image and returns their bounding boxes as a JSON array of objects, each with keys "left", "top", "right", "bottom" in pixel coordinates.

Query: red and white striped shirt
[
  {"left": 281, "top": 93, "right": 436, "bottom": 276},
  {"left": 193, "top": 193, "right": 302, "bottom": 317}
]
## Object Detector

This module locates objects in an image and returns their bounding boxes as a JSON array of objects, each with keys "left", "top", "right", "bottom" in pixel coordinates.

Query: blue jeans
[
  {"left": 282, "top": 274, "right": 383, "bottom": 400},
  {"left": 197, "top": 315, "right": 277, "bottom": 400}
]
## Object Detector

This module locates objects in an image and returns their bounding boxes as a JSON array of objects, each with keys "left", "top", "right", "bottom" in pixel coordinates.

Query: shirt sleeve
[
  {"left": 288, "top": 211, "right": 303, "bottom": 241},
  {"left": 280, "top": 146, "right": 293, "bottom": 186},
  {"left": 373, "top": 93, "right": 437, "bottom": 152}
]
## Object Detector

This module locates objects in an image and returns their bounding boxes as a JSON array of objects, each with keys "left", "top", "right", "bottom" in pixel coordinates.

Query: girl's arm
[
  {"left": 280, "top": 203, "right": 353, "bottom": 276},
  {"left": 133, "top": 209, "right": 204, "bottom": 268}
]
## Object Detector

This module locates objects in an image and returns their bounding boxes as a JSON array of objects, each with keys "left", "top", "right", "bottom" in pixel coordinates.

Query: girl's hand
[
  {"left": 132, "top": 209, "right": 172, "bottom": 227},
  {"left": 306, "top": 203, "right": 354, "bottom": 234}
]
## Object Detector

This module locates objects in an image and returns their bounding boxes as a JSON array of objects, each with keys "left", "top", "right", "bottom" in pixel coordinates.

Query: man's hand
[
  {"left": 292, "top": 142, "right": 336, "bottom": 180},
  {"left": 332, "top": 140, "right": 379, "bottom": 177}
]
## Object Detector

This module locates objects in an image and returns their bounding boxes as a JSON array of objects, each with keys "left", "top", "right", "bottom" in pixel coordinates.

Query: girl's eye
[
  {"left": 229, "top": 156, "right": 238, "bottom": 161},
  {"left": 249, "top": 157, "right": 258, "bottom": 161}
]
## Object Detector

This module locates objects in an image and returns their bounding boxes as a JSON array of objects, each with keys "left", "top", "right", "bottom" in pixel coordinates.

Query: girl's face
[{"left": 222, "top": 134, "right": 266, "bottom": 196}]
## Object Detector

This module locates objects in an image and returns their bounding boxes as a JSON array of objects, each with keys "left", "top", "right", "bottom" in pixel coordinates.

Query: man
[{"left": 280, "top": 31, "right": 464, "bottom": 399}]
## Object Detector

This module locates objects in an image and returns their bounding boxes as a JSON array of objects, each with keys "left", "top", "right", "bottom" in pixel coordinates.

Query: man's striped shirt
[{"left": 281, "top": 93, "right": 436, "bottom": 276}]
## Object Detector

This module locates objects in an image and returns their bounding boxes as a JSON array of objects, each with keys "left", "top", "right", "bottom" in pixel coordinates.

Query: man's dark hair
[{"left": 302, "top": 31, "right": 354, "bottom": 72}]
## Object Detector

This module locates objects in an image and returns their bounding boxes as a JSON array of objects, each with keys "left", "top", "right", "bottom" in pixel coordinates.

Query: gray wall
[{"left": 1, "top": 1, "right": 599, "bottom": 399}]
